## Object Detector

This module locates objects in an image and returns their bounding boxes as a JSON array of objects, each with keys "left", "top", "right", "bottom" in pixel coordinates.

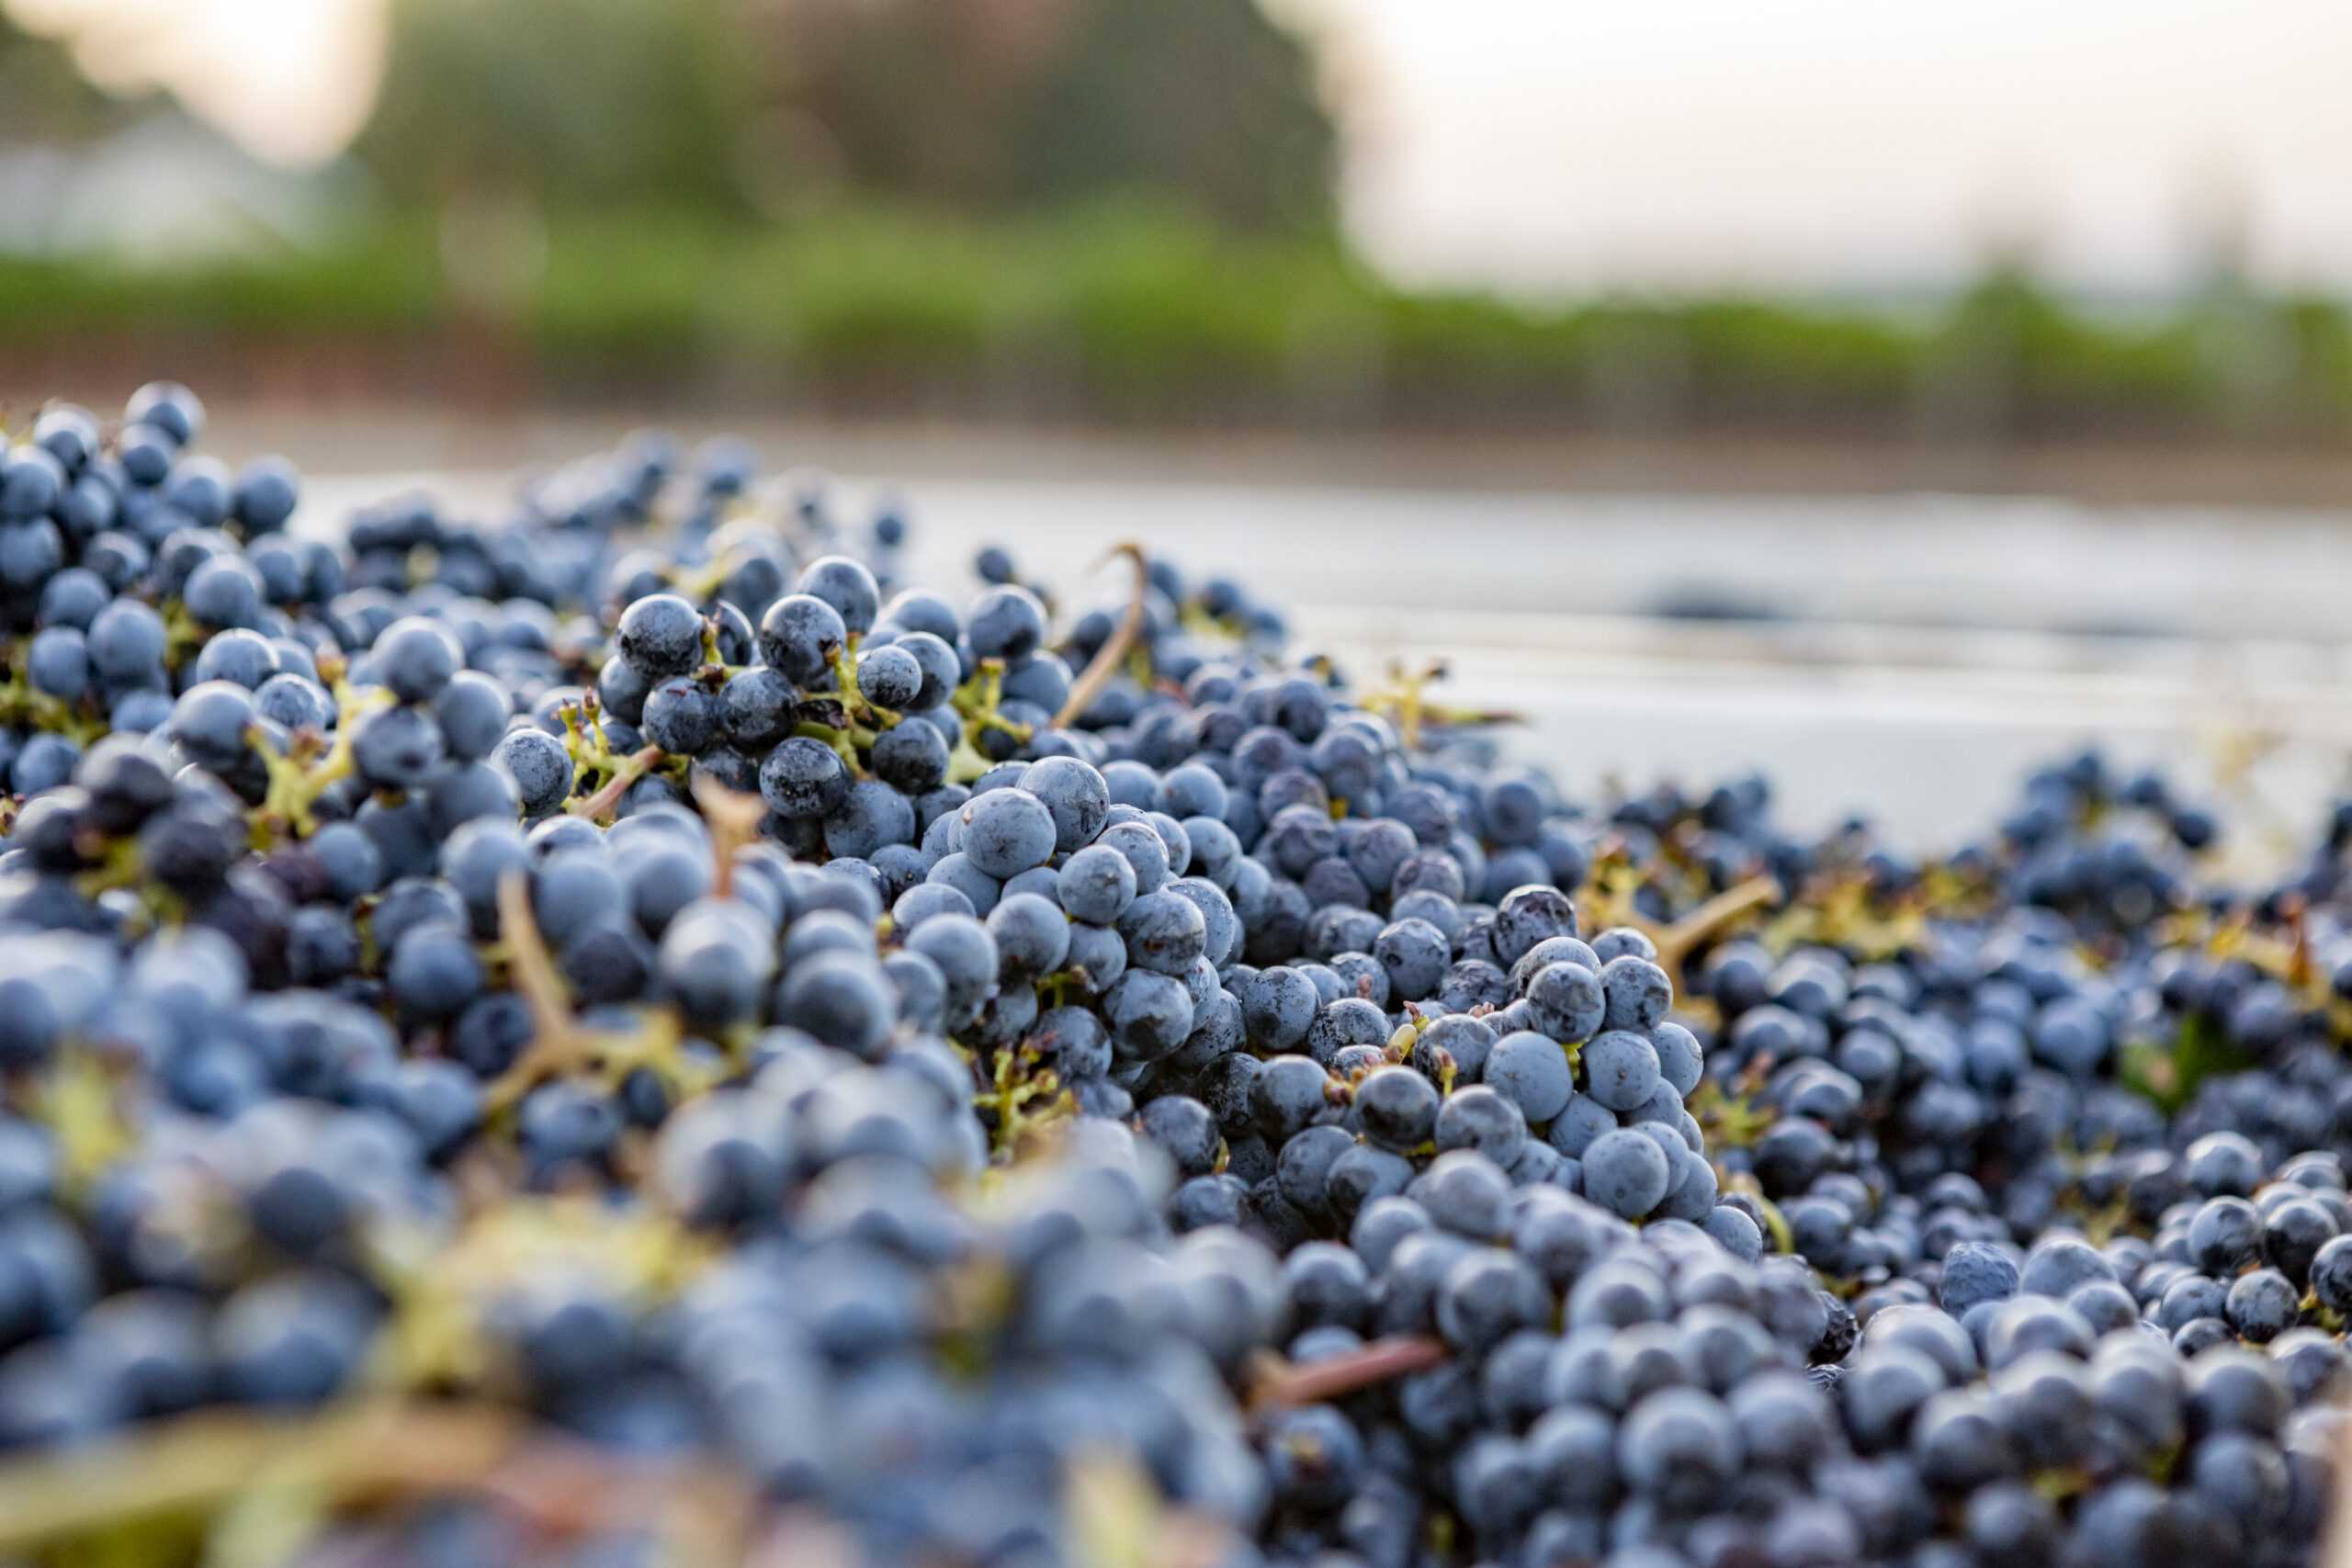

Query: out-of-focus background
[{"left": 6, "top": 0, "right": 2352, "bottom": 844}]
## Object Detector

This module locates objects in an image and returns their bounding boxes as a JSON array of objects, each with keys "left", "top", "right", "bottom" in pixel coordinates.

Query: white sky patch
[
  {"left": 6, "top": 0, "right": 387, "bottom": 165},
  {"left": 1277, "top": 0, "right": 2352, "bottom": 299}
]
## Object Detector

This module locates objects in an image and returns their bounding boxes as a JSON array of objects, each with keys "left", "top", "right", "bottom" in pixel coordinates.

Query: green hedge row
[{"left": 6, "top": 205, "right": 2348, "bottom": 439}]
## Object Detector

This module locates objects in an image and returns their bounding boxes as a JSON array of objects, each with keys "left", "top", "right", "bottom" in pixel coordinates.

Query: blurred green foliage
[
  {"left": 0, "top": 22, "right": 135, "bottom": 140},
  {"left": 6, "top": 204, "right": 2348, "bottom": 440},
  {"left": 356, "top": 0, "right": 756, "bottom": 211},
  {"left": 354, "top": 0, "right": 1335, "bottom": 233},
  {"left": 1000, "top": 0, "right": 1336, "bottom": 230}
]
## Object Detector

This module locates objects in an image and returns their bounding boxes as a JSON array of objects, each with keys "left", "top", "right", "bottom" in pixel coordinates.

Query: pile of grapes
[{"left": 0, "top": 383, "right": 2349, "bottom": 1568}]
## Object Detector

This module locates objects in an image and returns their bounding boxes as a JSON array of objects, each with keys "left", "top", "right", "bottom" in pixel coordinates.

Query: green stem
[
  {"left": 793, "top": 718, "right": 870, "bottom": 776},
  {"left": 244, "top": 682, "right": 389, "bottom": 844},
  {"left": 566, "top": 744, "right": 667, "bottom": 823}
]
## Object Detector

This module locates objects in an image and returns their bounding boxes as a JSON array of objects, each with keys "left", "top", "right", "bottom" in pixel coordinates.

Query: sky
[
  {"left": 9, "top": 0, "right": 2352, "bottom": 300},
  {"left": 6, "top": 0, "right": 385, "bottom": 164},
  {"left": 1279, "top": 0, "right": 2352, "bottom": 299}
]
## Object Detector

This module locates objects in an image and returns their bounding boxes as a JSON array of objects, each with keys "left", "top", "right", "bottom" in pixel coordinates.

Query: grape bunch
[{"left": 0, "top": 384, "right": 2348, "bottom": 1568}]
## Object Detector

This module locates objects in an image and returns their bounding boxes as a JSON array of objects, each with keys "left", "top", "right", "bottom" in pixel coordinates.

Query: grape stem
[
  {"left": 567, "top": 743, "right": 667, "bottom": 822},
  {"left": 244, "top": 679, "right": 393, "bottom": 843},
  {"left": 0, "top": 642, "right": 106, "bottom": 744},
  {"left": 689, "top": 771, "right": 766, "bottom": 897},
  {"left": 1362, "top": 660, "right": 1526, "bottom": 750},
  {"left": 483, "top": 872, "right": 688, "bottom": 1114},
  {"left": 830, "top": 637, "right": 901, "bottom": 732},
  {"left": 0, "top": 1402, "right": 760, "bottom": 1562},
  {"left": 951, "top": 659, "right": 1029, "bottom": 740},
  {"left": 1249, "top": 1336, "right": 1446, "bottom": 1410},
  {"left": 496, "top": 869, "right": 574, "bottom": 1049},
  {"left": 1647, "top": 874, "right": 1783, "bottom": 993},
  {"left": 673, "top": 554, "right": 735, "bottom": 606},
  {"left": 1052, "top": 542, "right": 1149, "bottom": 730}
]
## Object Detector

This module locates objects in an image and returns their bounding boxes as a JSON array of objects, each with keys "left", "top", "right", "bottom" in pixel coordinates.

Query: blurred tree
[
  {"left": 769, "top": 0, "right": 1338, "bottom": 231},
  {"left": 757, "top": 0, "right": 1072, "bottom": 210},
  {"left": 356, "top": 0, "right": 757, "bottom": 209},
  {"left": 351, "top": 0, "right": 1336, "bottom": 230},
  {"left": 0, "top": 19, "right": 146, "bottom": 141},
  {"left": 1005, "top": 0, "right": 1337, "bottom": 231}
]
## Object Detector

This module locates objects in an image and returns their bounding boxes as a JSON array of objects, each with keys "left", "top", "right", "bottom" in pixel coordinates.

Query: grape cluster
[{"left": 0, "top": 385, "right": 2348, "bottom": 1568}]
